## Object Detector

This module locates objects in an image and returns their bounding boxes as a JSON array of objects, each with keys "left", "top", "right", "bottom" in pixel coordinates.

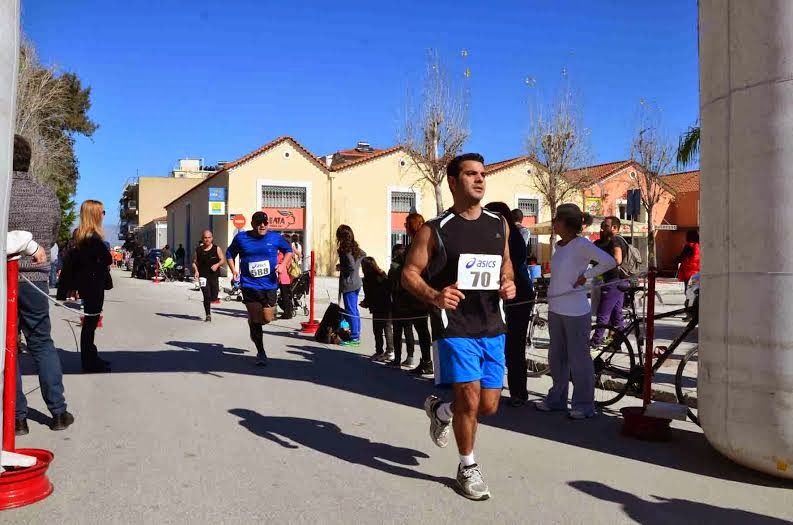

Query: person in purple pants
[{"left": 591, "top": 216, "right": 628, "bottom": 345}]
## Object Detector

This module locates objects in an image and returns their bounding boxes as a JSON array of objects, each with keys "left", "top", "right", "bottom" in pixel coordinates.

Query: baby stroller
[
  {"left": 289, "top": 271, "right": 311, "bottom": 316},
  {"left": 223, "top": 278, "right": 243, "bottom": 302}
]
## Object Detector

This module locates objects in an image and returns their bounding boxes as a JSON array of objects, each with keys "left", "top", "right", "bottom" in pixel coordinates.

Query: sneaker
[
  {"left": 509, "top": 398, "right": 527, "bottom": 407},
  {"left": 409, "top": 361, "right": 434, "bottom": 375},
  {"left": 456, "top": 463, "right": 491, "bottom": 501},
  {"left": 372, "top": 352, "right": 390, "bottom": 362},
  {"left": 534, "top": 400, "right": 565, "bottom": 412},
  {"left": 370, "top": 351, "right": 385, "bottom": 361},
  {"left": 340, "top": 339, "right": 360, "bottom": 347},
  {"left": 15, "top": 419, "right": 29, "bottom": 436},
  {"left": 50, "top": 411, "right": 75, "bottom": 431},
  {"left": 402, "top": 355, "right": 418, "bottom": 367},
  {"left": 386, "top": 359, "right": 402, "bottom": 368},
  {"left": 423, "top": 395, "right": 451, "bottom": 448},
  {"left": 255, "top": 352, "right": 268, "bottom": 366},
  {"left": 205, "top": 315, "right": 212, "bottom": 322},
  {"left": 568, "top": 409, "right": 596, "bottom": 420},
  {"left": 211, "top": 299, "right": 221, "bottom": 305}
]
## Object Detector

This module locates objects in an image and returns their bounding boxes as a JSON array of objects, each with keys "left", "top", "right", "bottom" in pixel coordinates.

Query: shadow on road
[
  {"left": 569, "top": 480, "right": 790, "bottom": 524},
  {"left": 155, "top": 312, "right": 204, "bottom": 321},
  {"left": 229, "top": 409, "right": 454, "bottom": 488},
  {"left": 39, "top": 334, "right": 792, "bottom": 489}
]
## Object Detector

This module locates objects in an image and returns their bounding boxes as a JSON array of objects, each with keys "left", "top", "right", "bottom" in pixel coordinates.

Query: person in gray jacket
[
  {"left": 336, "top": 225, "right": 366, "bottom": 347},
  {"left": 9, "top": 134, "right": 74, "bottom": 436}
]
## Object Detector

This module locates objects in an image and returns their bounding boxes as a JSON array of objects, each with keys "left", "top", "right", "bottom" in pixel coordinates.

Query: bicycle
[
  {"left": 526, "top": 278, "right": 550, "bottom": 377},
  {"left": 591, "top": 285, "right": 699, "bottom": 424}
]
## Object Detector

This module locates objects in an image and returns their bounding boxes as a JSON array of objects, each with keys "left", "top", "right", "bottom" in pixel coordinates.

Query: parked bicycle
[{"left": 591, "top": 281, "right": 700, "bottom": 424}]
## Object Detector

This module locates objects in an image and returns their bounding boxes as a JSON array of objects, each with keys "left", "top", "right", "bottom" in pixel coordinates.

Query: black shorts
[{"left": 242, "top": 287, "right": 278, "bottom": 307}]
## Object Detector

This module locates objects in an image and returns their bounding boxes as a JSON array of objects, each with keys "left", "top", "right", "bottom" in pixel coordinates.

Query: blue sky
[{"left": 22, "top": 0, "right": 698, "bottom": 227}]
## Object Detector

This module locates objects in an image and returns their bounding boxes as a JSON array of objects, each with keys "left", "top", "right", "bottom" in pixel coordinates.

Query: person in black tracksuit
[
  {"left": 193, "top": 230, "right": 226, "bottom": 322},
  {"left": 361, "top": 257, "right": 394, "bottom": 361},
  {"left": 388, "top": 244, "right": 433, "bottom": 373}
]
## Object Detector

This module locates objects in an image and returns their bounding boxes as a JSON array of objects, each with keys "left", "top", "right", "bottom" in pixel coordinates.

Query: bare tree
[
  {"left": 526, "top": 84, "right": 592, "bottom": 249},
  {"left": 401, "top": 50, "right": 470, "bottom": 215},
  {"left": 629, "top": 111, "right": 676, "bottom": 267},
  {"left": 15, "top": 39, "right": 71, "bottom": 186}
]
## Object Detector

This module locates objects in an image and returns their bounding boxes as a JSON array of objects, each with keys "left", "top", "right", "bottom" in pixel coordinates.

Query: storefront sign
[{"left": 261, "top": 207, "right": 305, "bottom": 230}]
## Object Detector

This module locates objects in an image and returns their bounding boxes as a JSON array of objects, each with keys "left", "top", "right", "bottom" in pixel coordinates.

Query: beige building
[
  {"left": 119, "top": 159, "right": 214, "bottom": 241},
  {"left": 164, "top": 138, "right": 560, "bottom": 276}
]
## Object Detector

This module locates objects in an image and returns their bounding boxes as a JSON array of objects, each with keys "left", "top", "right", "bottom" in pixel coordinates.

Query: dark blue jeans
[
  {"left": 16, "top": 280, "right": 67, "bottom": 419},
  {"left": 342, "top": 289, "right": 361, "bottom": 340}
]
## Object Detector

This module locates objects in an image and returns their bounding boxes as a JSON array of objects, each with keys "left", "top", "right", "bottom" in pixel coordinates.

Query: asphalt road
[{"left": 5, "top": 270, "right": 792, "bottom": 524}]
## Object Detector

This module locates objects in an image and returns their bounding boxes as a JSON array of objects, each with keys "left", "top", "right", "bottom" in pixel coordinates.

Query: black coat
[
  {"left": 388, "top": 262, "right": 428, "bottom": 318},
  {"left": 57, "top": 235, "right": 112, "bottom": 299},
  {"left": 361, "top": 273, "right": 391, "bottom": 315}
]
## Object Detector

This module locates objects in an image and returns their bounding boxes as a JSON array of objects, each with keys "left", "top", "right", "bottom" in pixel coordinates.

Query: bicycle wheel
[
  {"left": 675, "top": 346, "right": 699, "bottom": 425},
  {"left": 526, "top": 301, "right": 550, "bottom": 377},
  {"left": 590, "top": 323, "right": 637, "bottom": 406}
]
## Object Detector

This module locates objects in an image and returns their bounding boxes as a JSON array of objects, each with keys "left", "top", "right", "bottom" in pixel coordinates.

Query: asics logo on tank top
[{"left": 425, "top": 209, "right": 508, "bottom": 340}]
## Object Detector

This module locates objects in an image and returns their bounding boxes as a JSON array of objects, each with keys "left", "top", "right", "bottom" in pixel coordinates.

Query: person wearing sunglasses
[{"left": 226, "top": 211, "right": 293, "bottom": 365}]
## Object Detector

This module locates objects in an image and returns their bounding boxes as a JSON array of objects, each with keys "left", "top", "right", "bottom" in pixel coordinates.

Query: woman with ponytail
[{"left": 534, "top": 204, "right": 615, "bottom": 419}]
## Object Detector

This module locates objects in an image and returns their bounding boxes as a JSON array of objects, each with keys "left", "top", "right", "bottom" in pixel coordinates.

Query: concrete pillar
[
  {"left": 699, "top": 0, "right": 793, "bottom": 478},
  {"left": 0, "top": 0, "right": 20, "bottom": 441}
]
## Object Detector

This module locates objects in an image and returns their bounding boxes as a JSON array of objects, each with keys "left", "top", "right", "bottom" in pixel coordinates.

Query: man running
[
  {"left": 226, "top": 212, "right": 293, "bottom": 365},
  {"left": 193, "top": 230, "right": 226, "bottom": 322},
  {"left": 402, "top": 153, "right": 515, "bottom": 501}
]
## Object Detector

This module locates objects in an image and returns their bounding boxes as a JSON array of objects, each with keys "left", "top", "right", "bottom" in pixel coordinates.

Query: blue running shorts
[{"left": 432, "top": 334, "right": 506, "bottom": 389}]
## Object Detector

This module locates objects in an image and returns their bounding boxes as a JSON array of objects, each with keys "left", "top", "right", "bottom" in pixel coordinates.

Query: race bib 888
[{"left": 457, "top": 254, "right": 502, "bottom": 291}]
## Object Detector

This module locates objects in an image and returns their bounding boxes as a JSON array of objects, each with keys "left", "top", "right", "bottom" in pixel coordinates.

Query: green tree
[{"left": 676, "top": 125, "right": 700, "bottom": 167}]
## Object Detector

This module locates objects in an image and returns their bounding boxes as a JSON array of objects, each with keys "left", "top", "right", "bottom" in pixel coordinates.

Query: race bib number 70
[
  {"left": 457, "top": 254, "right": 502, "bottom": 291},
  {"left": 248, "top": 260, "right": 271, "bottom": 278}
]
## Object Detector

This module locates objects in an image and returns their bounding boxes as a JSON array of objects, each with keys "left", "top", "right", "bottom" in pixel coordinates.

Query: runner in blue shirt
[{"left": 226, "top": 211, "right": 293, "bottom": 365}]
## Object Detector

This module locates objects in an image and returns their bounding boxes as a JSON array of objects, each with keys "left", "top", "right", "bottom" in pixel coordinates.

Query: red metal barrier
[
  {"left": 2, "top": 261, "right": 18, "bottom": 452},
  {"left": 300, "top": 251, "right": 319, "bottom": 334},
  {"left": 1, "top": 260, "right": 55, "bottom": 509},
  {"left": 643, "top": 268, "right": 657, "bottom": 407}
]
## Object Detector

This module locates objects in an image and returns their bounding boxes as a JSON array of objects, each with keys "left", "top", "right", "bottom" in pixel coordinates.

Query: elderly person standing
[{"left": 9, "top": 134, "right": 74, "bottom": 435}]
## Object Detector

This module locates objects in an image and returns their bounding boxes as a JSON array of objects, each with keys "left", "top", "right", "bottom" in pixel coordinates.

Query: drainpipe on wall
[{"left": 327, "top": 160, "right": 335, "bottom": 278}]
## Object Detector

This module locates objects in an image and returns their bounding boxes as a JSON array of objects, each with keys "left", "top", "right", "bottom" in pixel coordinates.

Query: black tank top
[
  {"left": 425, "top": 208, "right": 507, "bottom": 340},
  {"left": 196, "top": 244, "right": 220, "bottom": 277}
]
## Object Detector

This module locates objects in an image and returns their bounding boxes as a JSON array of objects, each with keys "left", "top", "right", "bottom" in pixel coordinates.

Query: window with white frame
[
  {"left": 517, "top": 197, "right": 539, "bottom": 218},
  {"left": 391, "top": 191, "right": 416, "bottom": 212}
]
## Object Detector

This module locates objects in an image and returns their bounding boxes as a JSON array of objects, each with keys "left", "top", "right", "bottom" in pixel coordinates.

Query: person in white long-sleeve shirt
[
  {"left": 7, "top": 230, "right": 47, "bottom": 263},
  {"left": 535, "top": 203, "right": 616, "bottom": 419}
]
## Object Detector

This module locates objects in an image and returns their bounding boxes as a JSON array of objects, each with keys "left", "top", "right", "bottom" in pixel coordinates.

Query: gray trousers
[{"left": 546, "top": 311, "right": 595, "bottom": 414}]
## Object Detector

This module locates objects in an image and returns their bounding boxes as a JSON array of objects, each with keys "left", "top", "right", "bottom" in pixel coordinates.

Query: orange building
[{"left": 655, "top": 170, "right": 700, "bottom": 275}]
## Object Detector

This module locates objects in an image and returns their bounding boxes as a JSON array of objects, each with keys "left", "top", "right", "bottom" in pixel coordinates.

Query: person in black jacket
[
  {"left": 65, "top": 200, "right": 113, "bottom": 373},
  {"left": 387, "top": 244, "right": 432, "bottom": 372},
  {"left": 360, "top": 257, "right": 394, "bottom": 362}
]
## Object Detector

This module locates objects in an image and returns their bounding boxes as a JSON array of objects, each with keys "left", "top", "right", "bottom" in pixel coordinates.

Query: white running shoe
[
  {"left": 424, "top": 395, "right": 452, "bottom": 448},
  {"left": 457, "top": 463, "right": 490, "bottom": 501}
]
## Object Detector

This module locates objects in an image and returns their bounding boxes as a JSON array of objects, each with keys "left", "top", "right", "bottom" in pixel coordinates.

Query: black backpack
[{"left": 315, "top": 303, "right": 344, "bottom": 344}]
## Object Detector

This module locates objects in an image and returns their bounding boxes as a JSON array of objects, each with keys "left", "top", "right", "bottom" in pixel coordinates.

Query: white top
[
  {"left": 6, "top": 230, "right": 39, "bottom": 260},
  {"left": 548, "top": 236, "right": 617, "bottom": 316}
]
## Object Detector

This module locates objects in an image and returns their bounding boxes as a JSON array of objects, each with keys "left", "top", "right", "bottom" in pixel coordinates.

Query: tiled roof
[
  {"left": 219, "top": 136, "right": 329, "bottom": 173},
  {"left": 662, "top": 170, "right": 700, "bottom": 193},
  {"left": 563, "top": 160, "right": 635, "bottom": 183},
  {"left": 163, "top": 136, "right": 329, "bottom": 209},
  {"left": 485, "top": 155, "right": 547, "bottom": 175},
  {"left": 331, "top": 145, "right": 404, "bottom": 171}
]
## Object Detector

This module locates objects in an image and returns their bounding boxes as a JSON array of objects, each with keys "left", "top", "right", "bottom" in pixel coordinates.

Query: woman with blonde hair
[{"left": 68, "top": 200, "right": 113, "bottom": 373}]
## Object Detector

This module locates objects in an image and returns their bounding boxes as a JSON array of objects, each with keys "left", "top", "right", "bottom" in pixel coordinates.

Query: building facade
[{"left": 164, "top": 138, "right": 564, "bottom": 276}]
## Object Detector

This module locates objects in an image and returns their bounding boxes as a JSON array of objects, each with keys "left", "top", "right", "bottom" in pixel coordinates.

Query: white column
[
  {"left": 0, "top": 0, "right": 21, "bottom": 447},
  {"left": 699, "top": 0, "right": 793, "bottom": 478}
]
